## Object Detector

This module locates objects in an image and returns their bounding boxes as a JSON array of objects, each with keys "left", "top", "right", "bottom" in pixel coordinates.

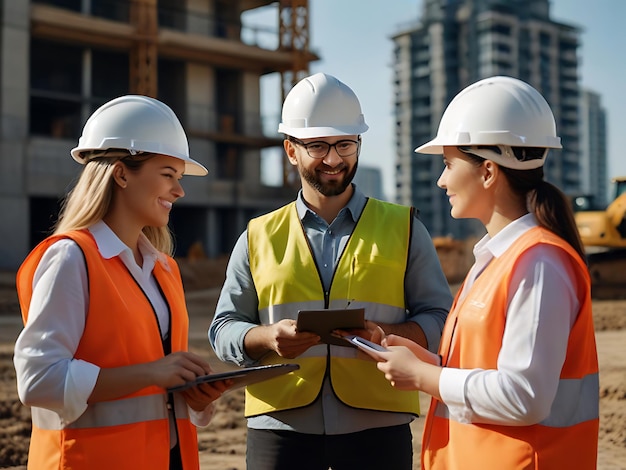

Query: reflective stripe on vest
[
  {"left": 245, "top": 199, "right": 420, "bottom": 417},
  {"left": 422, "top": 227, "right": 599, "bottom": 470},
  {"left": 31, "top": 393, "right": 190, "bottom": 430},
  {"left": 433, "top": 372, "right": 599, "bottom": 427},
  {"left": 16, "top": 230, "right": 199, "bottom": 470}
]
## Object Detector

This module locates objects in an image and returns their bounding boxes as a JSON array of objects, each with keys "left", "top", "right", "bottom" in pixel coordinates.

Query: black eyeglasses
[{"left": 290, "top": 137, "right": 360, "bottom": 159}]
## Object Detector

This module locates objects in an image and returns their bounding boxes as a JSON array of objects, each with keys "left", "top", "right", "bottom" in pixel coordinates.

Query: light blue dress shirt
[{"left": 210, "top": 186, "right": 452, "bottom": 434}]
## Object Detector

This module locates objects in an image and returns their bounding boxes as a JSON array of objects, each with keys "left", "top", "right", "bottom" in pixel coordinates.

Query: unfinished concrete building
[{"left": 0, "top": 0, "right": 316, "bottom": 269}]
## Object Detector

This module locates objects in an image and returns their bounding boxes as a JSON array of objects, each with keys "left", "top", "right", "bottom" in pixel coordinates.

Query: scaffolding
[
  {"left": 278, "top": 0, "right": 311, "bottom": 186},
  {"left": 278, "top": 0, "right": 310, "bottom": 100},
  {"left": 130, "top": 0, "right": 158, "bottom": 97},
  {"left": 128, "top": 0, "right": 312, "bottom": 100}
]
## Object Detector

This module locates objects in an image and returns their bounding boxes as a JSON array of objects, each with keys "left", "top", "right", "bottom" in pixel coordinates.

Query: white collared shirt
[
  {"left": 13, "top": 221, "right": 208, "bottom": 426},
  {"left": 439, "top": 214, "right": 581, "bottom": 425}
]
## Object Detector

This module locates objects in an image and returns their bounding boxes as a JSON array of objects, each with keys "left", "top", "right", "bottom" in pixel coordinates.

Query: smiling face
[
  {"left": 437, "top": 147, "right": 491, "bottom": 221},
  {"left": 117, "top": 154, "right": 186, "bottom": 228},
  {"left": 286, "top": 135, "right": 359, "bottom": 198}
]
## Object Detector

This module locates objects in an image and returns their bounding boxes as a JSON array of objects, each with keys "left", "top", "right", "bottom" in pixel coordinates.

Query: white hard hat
[
  {"left": 278, "top": 72, "right": 369, "bottom": 138},
  {"left": 71, "top": 95, "right": 207, "bottom": 176},
  {"left": 415, "top": 76, "right": 561, "bottom": 170}
]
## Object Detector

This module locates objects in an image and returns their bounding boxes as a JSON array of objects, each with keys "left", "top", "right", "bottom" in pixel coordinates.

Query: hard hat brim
[
  {"left": 70, "top": 147, "right": 209, "bottom": 176},
  {"left": 278, "top": 123, "right": 369, "bottom": 139}
]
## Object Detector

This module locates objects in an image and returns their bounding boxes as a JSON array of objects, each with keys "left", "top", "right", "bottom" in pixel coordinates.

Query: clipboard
[
  {"left": 296, "top": 308, "right": 365, "bottom": 346},
  {"left": 167, "top": 363, "right": 300, "bottom": 393}
]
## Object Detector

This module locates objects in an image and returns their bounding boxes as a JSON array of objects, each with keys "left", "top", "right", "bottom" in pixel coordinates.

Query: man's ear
[{"left": 284, "top": 140, "right": 298, "bottom": 166}]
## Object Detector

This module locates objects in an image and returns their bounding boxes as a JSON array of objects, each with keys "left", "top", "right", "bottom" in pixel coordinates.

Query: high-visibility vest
[
  {"left": 16, "top": 230, "right": 199, "bottom": 470},
  {"left": 422, "top": 227, "right": 599, "bottom": 470},
  {"left": 245, "top": 199, "right": 421, "bottom": 417}
]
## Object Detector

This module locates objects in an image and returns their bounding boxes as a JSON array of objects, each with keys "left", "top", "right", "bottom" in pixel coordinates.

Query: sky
[{"left": 253, "top": 0, "right": 625, "bottom": 201}]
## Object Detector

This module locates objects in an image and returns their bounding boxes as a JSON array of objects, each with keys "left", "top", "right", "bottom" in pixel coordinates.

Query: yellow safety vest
[{"left": 245, "top": 199, "right": 420, "bottom": 417}]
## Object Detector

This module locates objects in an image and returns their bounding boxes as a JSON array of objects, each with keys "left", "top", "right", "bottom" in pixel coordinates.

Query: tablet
[
  {"left": 296, "top": 308, "right": 365, "bottom": 346},
  {"left": 167, "top": 363, "right": 300, "bottom": 393}
]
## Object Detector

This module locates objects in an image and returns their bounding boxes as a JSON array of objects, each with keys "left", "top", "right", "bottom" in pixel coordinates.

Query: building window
[
  {"left": 158, "top": 0, "right": 187, "bottom": 31},
  {"left": 34, "top": 0, "right": 129, "bottom": 21},
  {"left": 30, "top": 97, "right": 82, "bottom": 138},
  {"left": 29, "top": 197, "right": 62, "bottom": 247},
  {"left": 92, "top": 49, "right": 129, "bottom": 102},
  {"left": 496, "top": 42, "right": 511, "bottom": 53},
  {"left": 168, "top": 206, "right": 207, "bottom": 258},
  {"left": 91, "top": 0, "right": 130, "bottom": 22},
  {"left": 158, "top": 58, "right": 187, "bottom": 121},
  {"left": 217, "top": 207, "right": 243, "bottom": 254},
  {"left": 30, "top": 39, "right": 83, "bottom": 138},
  {"left": 216, "top": 144, "right": 241, "bottom": 180},
  {"left": 492, "top": 24, "right": 511, "bottom": 36},
  {"left": 34, "top": 0, "right": 80, "bottom": 11},
  {"left": 31, "top": 39, "right": 82, "bottom": 93}
]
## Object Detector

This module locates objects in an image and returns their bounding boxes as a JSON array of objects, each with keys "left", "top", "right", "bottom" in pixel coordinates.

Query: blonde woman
[{"left": 14, "top": 96, "right": 228, "bottom": 470}]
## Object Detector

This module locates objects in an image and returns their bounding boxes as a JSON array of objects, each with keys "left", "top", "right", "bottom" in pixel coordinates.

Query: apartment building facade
[
  {"left": 578, "top": 89, "right": 608, "bottom": 208},
  {"left": 392, "top": 0, "right": 581, "bottom": 239},
  {"left": 0, "top": 0, "right": 315, "bottom": 269}
]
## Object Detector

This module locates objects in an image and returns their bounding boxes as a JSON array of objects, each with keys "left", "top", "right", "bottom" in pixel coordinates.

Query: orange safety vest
[
  {"left": 422, "top": 227, "right": 599, "bottom": 470},
  {"left": 16, "top": 230, "right": 199, "bottom": 470}
]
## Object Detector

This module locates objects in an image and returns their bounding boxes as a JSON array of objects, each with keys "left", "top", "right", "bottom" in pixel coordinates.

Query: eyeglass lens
[{"left": 301, "top": 140, "right": 359, "bottom": 158}]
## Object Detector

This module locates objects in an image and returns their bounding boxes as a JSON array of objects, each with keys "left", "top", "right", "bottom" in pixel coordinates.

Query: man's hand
[
  {"left": 335, "top": 320, "right": 386, "bottom": 344},
  {"left": 244, "top": 319, "right": 320, "bottom": 360},
  {"left": 271, "top": 319, "right": 321, "bottom": 358}
]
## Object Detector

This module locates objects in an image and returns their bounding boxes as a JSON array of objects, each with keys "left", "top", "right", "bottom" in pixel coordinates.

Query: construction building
[
  {"left": 392, "top": 0, "right": 584, "bottom": 239},
  {"left": 0, "top": 0, "right": 316, "bottom": 270}
]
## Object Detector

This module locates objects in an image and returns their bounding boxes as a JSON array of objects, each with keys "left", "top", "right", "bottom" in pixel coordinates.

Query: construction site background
[{"left": 178, "top": 236, "right": 477, "bottom": 292}]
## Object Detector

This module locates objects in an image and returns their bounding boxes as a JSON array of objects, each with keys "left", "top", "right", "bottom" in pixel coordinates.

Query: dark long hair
[
  {"left": 501, "top": 166, "right": 586, "bottom": 262},
  {"left": 464, "top": 150, "right": 586, "bottom": 262}
]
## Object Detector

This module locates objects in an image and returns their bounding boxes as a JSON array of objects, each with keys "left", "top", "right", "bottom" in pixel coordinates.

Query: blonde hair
[{"left": 53, "top": 154, "right": 175, "bottom": 256}]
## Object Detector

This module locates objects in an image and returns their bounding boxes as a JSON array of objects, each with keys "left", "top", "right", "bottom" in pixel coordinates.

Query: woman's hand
[
  {"left": 375, "top": 346, "right": 423, "bottom": 390},
  {"left": 90, "top": 351, "right": 216, "bottom": 403},
  {"left": 382, "top": 334, "right": 440, "bottom": 365},
  {"left": 375, "top": 335, "right": 443, "bottom": 398},
  {"left": 150, "top": 351, "right": 214, "bottom": 390},
  {"left": 182, "top": 379, "right": 231, "bottom": 411}
]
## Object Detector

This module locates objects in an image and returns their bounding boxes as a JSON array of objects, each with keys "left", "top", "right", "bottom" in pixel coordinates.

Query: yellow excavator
[{"left": 574, "top": 176, "right": 626, "bottom": 299}]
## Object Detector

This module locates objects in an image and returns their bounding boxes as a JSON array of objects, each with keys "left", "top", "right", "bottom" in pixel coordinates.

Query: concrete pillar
[{"left": 0, "top": 1, "right": 31, "bottom": 269}]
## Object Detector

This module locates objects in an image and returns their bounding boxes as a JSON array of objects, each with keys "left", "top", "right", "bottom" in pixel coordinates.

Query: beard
[{"left": 299, "top": 160, "right": 358, "bottom": 197}]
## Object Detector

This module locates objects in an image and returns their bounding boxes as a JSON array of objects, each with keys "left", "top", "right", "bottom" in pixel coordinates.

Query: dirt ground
[{"left": 0, "top": 259, "right": 625, "bottom": 469}]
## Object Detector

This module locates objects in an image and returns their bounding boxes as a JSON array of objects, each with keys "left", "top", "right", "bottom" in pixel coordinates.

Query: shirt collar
[
  {"left": 88, "top": 220, "right": 166, "bottom": 267},
  {"left": 295, "top": 184, "right": 367, "bottom": 223},
  {"left": 474, "top": 212, "right": 538, "bottom": 260}
]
